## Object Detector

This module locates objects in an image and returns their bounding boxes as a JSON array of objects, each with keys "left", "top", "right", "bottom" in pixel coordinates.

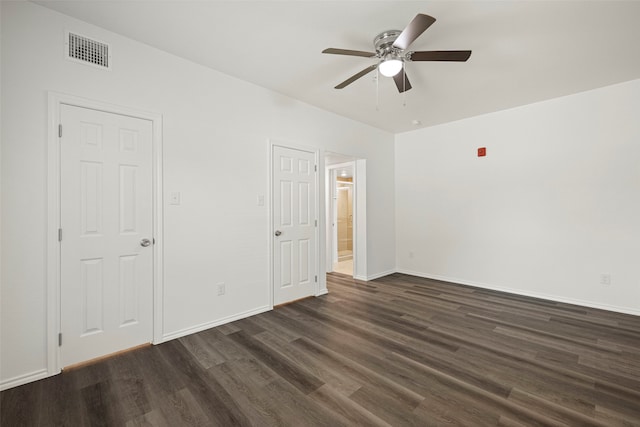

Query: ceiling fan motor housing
[{"left": 374, "top": 30, "right": 402, "bottom": 57}]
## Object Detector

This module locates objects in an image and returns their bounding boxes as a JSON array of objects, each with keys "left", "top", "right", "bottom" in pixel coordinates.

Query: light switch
[{"left": 169, "top": 192, "right": 181, "bottom": 205}]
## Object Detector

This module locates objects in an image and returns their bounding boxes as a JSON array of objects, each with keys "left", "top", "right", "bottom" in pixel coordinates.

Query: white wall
[
  {"left": 396, "top": 79, "right": 640, "bottom": 315},
  {"left": 0, "top": 1, "right": 395, "bottom": 387}
]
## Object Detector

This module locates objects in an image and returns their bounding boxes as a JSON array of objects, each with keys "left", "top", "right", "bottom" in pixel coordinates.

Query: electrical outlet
[
  {"left": 600, "top": 274, "right": 611, "bottom": 286},
  {"left": 217, "top": 283, "right": 226, "bottom": 296},
  {"left": 169, "top": 192, "right": 181, "bottom": 205}
]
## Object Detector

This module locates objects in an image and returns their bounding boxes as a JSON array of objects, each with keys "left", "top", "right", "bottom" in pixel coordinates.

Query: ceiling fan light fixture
[
  {"left": 378, "top": 55, "right": 403, "bottom": 77},
  {"left": 323, "top": 13, "right": 471, "bottom": 92}
]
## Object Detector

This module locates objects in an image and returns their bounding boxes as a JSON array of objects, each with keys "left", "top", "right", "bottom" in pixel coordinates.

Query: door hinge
[
  {"left": 315, "top": 219, "right": 317, "bottom": 227},
  {"left": 58, "top": 228, "right": 62, "bottom": 242},
  {"left": 315, "top": 275, "right": 318, "bottom": 283},
  {"left": 314, "top": 164, "right": 317, "bottom": 172},
  {"left": 58, "top": 333, "right": 62, "bottom": 346},
  {"left": 58, "top": 124, "right": 62, "bottom": 138}
]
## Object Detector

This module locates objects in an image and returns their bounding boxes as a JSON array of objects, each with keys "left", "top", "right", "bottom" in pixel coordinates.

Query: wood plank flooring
[{"left": 2, "top": 273, "right": 640, "bottom": 426}]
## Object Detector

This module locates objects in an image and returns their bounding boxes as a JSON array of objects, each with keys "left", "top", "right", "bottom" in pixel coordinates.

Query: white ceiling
[{"left": 34, "top": 1, "right": 640, "bottom": 133}]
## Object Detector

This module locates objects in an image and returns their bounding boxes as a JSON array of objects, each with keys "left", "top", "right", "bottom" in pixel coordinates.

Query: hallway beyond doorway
[{"left": 333, "top": 259, "right": 353, "bottom": 275}]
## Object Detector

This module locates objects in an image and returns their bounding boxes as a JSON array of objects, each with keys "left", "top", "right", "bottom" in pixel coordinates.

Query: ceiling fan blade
[
  {"left": 335, "top": 64, "right": 378, "bottom": 89},
  {"left": 393, "top": 68, "right": 412, "bottom": 93},
  {"left": 409, "top": 50, "right": 472, "bottom": 62},
  {"left": 322, "top": 48, "right": 376, "bottom": 58},
  {"left": 393, "top": 14, "right": 436, "bottom": 50}
]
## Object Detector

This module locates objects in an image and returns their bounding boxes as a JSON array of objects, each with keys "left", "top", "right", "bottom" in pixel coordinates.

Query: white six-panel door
[
  {"left": 272, "top": 146, "right": 317, "bottom": 305},
  {"left": 60, "top": 104, "right": 153, "bottom": 367}
]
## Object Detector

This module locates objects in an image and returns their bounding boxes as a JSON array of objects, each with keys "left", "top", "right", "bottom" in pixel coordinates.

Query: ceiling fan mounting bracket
[{"left": 373, "top": 30, "right": 402, "bottom": 56}]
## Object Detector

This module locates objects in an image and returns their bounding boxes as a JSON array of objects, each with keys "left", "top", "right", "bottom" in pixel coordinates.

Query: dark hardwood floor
[{"left": 2, "top": 273, "right": 640, "bottom": 426}]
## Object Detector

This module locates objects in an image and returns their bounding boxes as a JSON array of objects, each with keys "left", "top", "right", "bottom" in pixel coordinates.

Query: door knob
[
  {"left": 274, "top": 230, "right": 282, "bottom": 237},
  {"left": 140, "top": 238, "right": 151, "bottom": 247}
]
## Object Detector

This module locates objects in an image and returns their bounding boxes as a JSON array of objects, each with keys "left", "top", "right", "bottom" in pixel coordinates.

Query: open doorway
[
  {"left": 334, "top": 169, "right": 354, "bottom": 275},
  {"left": 325, "top": 152, "right": 359, "bottom": 278}
]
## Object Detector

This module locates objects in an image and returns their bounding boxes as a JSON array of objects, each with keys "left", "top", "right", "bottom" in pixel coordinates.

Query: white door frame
[
  {"left": 46, "top": 92, "right": 163, "bottom": 375},
  {"left": 268, "top": 140, "right": 320, "bottom": 307},
  {"left": 326, "top": 161, "right": 357, "bottom": 276}
]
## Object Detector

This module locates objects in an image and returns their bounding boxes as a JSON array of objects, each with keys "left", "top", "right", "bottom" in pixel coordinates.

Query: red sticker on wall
[{"left": 478, "top": 147, "right": 486, "bottom": 157}]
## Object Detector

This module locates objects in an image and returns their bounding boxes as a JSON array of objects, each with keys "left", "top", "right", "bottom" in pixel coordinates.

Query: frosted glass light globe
[{"left": 379, "top": 58, "right": 403, "bottom": 77}]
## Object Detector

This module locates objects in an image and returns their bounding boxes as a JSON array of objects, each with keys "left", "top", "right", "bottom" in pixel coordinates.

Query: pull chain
[
  {"left": 402, "top": 62, "right": 407, "bottom": 107},
  {"left": 376, "top": 68, "right": 380, "bottom": 111}
]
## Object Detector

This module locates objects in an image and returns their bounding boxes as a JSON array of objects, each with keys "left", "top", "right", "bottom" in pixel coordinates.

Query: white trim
[
  {"left": 160, "top": 305, "right": 271, "bottom": 342},
  {"left": 151, "top": 115, "right": 165, "bottom": 345},
  {"left": 366, "top": 269, "right": 396, "bottom": 281},
  {"left": 0, "top": 369, "right": 49, "bottom": 392},
  {"left": 317, "top": 152, "right": 327, "bottom": 294},
  {"left": 267, "top": 139, "right": 274, "bottom": 310},
  {"left": 266, "top": 139, "right": 274, "bottom": 309},
  {"left": 354, "top": 159, "right": 367, "bottom": 279},
  {"left": 268, "top": 140, "right": 274, "bottom": 308},
  {"left": 324, "top": 167, "right": 333, "bottom": 274},
  {"left": 47, "top": 92, "right": 164, "bottom": 377},
  {"left": 395, "top": 269, "right": 640, "bottom": 317},
  {"left": 46, "top": 94, "right": 61, "bottom": 377},
  {"left": 316, "top": 289, "right": 329, "bottom": 297},
  {"left": 269, "top": 140, "right": 321, "bottom": 304}
]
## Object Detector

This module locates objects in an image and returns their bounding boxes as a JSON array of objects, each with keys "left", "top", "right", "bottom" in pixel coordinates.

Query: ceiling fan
[{"left": 322, "top": 13, "right": 472, "bottom": 93}]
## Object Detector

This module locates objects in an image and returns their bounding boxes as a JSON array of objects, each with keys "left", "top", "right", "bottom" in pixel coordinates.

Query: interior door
[
  {"left": 272, "top": 145, "right": 317, "bottom": 305},
  {"left": 60, "top": 104, "right": 153, "bottom": 367}
]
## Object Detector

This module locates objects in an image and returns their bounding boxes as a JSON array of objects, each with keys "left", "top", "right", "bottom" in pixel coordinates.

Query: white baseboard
[
  {"left": 316, "top": 289, "right": 329, "bottom": 296},
  {"left": 160, "top": 305, "right": 271, "bottom": 342},
  {"left": 395, "top": 269, "right": 640, "bottom": 317},
  {"left": 351, "top": 269, "right": 394, "bottom": 282},
  {"left": 0, "top": 369, "right": 49, "bottom": 391},
  {"left": 366, "top": 269, "right": 396, "bottom": 281}
]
